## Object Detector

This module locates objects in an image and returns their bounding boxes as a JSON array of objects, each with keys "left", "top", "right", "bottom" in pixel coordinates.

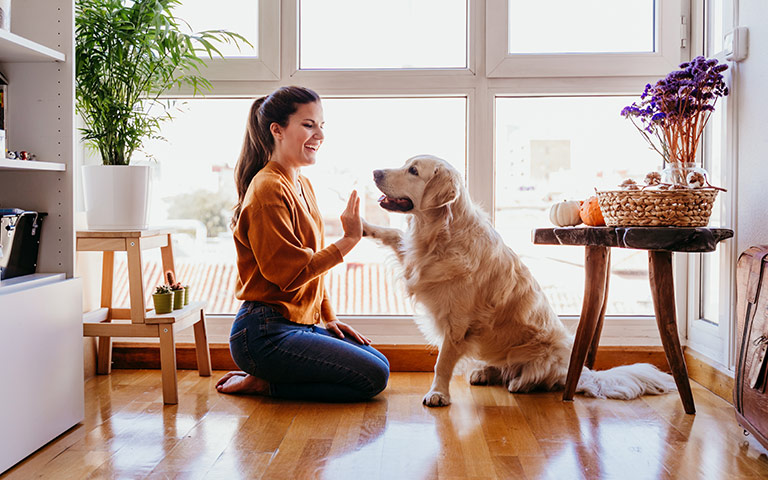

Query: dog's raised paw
[
  {"left": 361, "top": 219, "right": 377, "bottom": 238},
  {"left": 422, "top": 390, "right": 451, "bottom": 407}
]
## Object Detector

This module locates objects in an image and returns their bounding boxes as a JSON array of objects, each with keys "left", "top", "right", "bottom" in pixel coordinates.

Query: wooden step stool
[{"left": 78, "top": 229, "right": 211, "bottom": 404}]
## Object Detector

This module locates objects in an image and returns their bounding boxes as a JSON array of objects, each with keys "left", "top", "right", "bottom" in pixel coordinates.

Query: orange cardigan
[{"left": 234, "top": 161, "right": 343, "bottom": 325}]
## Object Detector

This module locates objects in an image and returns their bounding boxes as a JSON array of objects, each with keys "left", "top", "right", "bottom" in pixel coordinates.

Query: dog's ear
[{"left": 422, "top": 167, "right": 459, "bottom": 210}]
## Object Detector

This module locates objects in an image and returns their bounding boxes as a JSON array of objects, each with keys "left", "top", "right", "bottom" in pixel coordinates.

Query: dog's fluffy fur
[{"left": 363, "top": 154, "right": 676, "bottom": 407}]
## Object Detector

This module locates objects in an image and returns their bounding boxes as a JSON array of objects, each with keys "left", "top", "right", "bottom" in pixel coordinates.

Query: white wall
[{"left": 736, "top": 1, "right": 768, "bottom": 252}]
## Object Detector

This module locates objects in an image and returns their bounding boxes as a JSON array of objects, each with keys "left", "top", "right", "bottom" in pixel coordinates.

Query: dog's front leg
[
  {"left": 362, "top": 219, "right": 406, "bottom": 262},
  {"left": 423, "top": 336, "right": 465, "bottom": 407}
]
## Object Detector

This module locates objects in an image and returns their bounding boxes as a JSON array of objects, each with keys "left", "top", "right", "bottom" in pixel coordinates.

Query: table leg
[
  {"left": 648, "top": 251, "right": 695, "bottom": 414},
  {"left": 564, "top": 245, "right": 610, "bottom": 401},
  {"left": 586, "top": 249, "right": 611, "bottom": 369}
]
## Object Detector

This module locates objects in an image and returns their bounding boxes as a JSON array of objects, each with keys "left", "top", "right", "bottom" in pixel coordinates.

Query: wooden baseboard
[
  {"left": 589, "top": 345, "right": 669, "bottom": 371},
  {"left": 684, "top": 348, "right": 734, "bottom": 403},
  {"left": 111, "top": 342, "right": 669, "bottom": 373},
  {"left": 111, "top": 342, "right": 440, "bottom": 372},
  {"left": 110, "top": 342, "right": 735, "bottom": 404}
]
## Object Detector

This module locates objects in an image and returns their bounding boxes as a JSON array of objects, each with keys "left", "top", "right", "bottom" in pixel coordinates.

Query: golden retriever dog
[{"left": 363, "top": 154, "right": 676, "bottom": 407}]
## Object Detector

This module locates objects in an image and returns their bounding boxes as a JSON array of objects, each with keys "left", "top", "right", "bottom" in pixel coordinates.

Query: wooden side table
[
  {"left": 77, "top": 229, "right": 212, "bottom": 404},
  {"left": 533, "top": 226, "right": 733, "bottom": 414}
]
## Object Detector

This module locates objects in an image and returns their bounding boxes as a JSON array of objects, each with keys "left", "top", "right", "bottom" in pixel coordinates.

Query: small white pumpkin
[{"left": 549, "top": 200, "right": 583, "bottom": 227}]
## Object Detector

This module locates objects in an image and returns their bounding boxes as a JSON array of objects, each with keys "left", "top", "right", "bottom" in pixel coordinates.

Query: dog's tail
[{"left": 575, "top": 364, "right": 677, "bottom": 400}]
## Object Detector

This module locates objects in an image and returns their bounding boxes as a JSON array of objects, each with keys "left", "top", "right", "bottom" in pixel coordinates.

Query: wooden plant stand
[{"left": 77, "top": 229, "right": 211, "bottom": 404}]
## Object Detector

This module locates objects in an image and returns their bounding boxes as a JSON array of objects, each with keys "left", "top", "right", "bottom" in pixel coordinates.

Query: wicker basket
[{"left": 596, "top": 188, "right": 719, "bottom": 227}]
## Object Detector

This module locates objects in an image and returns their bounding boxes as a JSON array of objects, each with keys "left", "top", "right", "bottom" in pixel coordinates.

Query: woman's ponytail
[{"left": 232, "top": 97, "right": 268, "bottom": 228}]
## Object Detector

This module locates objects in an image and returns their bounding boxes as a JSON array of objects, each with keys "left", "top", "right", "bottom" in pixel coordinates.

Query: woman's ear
[
  {"left": 422, "top": 167, "right": 459, "bottom": 210},
  {"left": 270, "top": 122, "right": 283, "bottom": 140}
]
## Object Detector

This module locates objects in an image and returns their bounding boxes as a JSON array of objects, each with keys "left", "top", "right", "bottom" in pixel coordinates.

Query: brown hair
[{"left": 232, "top": 86, "right": 321, "bottom": 227}]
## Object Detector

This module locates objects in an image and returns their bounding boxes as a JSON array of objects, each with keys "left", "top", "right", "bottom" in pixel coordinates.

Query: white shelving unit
[
  {"left": 0, "top": 158, "right": 66, "bottom": 171},
  {"left": 0, "top": 1, "right": 83, "bottom": 474},
  {"left": 0, "top": 272, "right": 66, "bottom": 294},
  {"left": 0, "top": 28, "right": 66, "bottom": 62}
]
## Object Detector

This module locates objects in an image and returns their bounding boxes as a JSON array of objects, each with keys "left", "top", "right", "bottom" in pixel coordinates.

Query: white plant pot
[{"left": 82, "top": 165, "right": 151, "bottom": 230}]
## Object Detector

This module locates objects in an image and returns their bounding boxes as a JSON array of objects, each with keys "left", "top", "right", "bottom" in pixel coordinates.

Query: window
[
  {"left": 299, "top": 0, "right": 467, "bottom": 69},
  {"left": 686, "top": 0, "right": 737, "bottom": 366},
  {"left": 115, "top": 99, "right": 251, "bottom": 314},
  {"left": 313, "top": 97, "right": 467, "bottom": 314},
  {"left": 174, "top": 0, "right": 259, "bottom": 57},
  {"left": 495, "top": 96, "right": 658, "bottom": 315},
  {"left": 700, "top": 105, "right": 724, "bottom": 324},
  {"left": 174, "top": 0, "right": 279, "bottom": 80},
  {"left": 105, "top": 1, "right": 696, "bottom": 343},
  {"left": 508, "top": 1, "right": 655, "bottom": 54},
  {"left": 117, "top": 97, "right": 466, "bottom": 316},
  {"left": 487, "top": 0, "right": 683, "bottom": 77}
]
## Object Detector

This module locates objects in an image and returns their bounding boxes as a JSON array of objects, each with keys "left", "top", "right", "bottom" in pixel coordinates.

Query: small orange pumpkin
[{"left": 580, "top": 196, "right": 606, "bottom": 226}]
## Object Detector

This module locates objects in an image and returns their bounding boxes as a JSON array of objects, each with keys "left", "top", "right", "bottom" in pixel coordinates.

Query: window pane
[
  {"left": 509, "top": 1, "right": 655, "bottom": 54},
  {"left": 115, "top": 99, "right": 251, "bottom": 315},
  {"left": 115, "top": 97, "right": 466, "bottom": 316},
  {"left": 173, "top": 0, "right": 258, "bottom": 57},
  {"left": 316, "top": 97, "right": 467, "bottom": 315},
  {"left": 495, "top": 96, "right": 661, "bottom": 316},
  {"left": 701, "top": 96, "right": 725, "bottom": 324},
  {"left": 707, "top": 0, "right": 725, "bottom": 55},
  {"left": 300, "top": 0, "right": 467, "bottom": 69}
]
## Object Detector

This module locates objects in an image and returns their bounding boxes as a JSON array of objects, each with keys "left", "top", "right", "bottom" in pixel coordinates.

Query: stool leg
[
  {"left": 158, "top": 325, "right": 179, "bottom": 405},
  {"left": 98, "top": 251, "right": 115, "bottom": 375},
  {"left": 194, "top": 309, "right": 212, "bottom": 377},
  {"left": 126, "top": 239, "right": 146, "bottom": 324},
  {"left": 564, "top": 245, "right": 610, "bottom": 401},
  {"left": 585, "top": 249, "right": 611, "bottom": 369},
  {"left": 648, "top": 251, "right": 695, "bottom": 414}
]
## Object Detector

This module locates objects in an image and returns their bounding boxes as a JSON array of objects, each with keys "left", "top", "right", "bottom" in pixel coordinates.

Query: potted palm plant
[{"left": 76, "top": 0, "right": 247, "bottom": 229}]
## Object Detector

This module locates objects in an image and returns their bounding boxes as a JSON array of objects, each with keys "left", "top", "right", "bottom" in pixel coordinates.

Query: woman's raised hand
[
  {"left": 334, "top": 190, "right": 362, "bottom": 256},
  {"left": 340, "top": 190, "right": 362, "bottom": 241}
]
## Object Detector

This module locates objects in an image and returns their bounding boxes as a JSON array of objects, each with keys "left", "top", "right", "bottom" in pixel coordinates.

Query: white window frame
[
  {"left": 165, "top": 0, "right": 697, "bottom": 346},
  {"left": 196, "top": 0, "right": 280, "bottom": 81},
  {"left": 486, "top": 0, "right": 685, "bottom": 78},
  {"left": 685, "top": 0, "right": 739, "bottom": 369}
]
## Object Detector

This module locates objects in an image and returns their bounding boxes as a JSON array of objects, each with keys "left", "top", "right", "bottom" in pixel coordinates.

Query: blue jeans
[{"left": 229, "top": 301, "right": 390, "bottom": 402}]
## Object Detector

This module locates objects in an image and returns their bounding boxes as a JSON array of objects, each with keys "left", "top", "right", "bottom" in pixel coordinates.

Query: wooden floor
[{"left": 4, "top": 370, "right": 768, "bottom": 480}]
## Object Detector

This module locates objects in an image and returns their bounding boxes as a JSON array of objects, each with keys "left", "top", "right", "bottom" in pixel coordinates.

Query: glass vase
[{"left": 661, "top": 162, "right": 708, "bottom": 187}]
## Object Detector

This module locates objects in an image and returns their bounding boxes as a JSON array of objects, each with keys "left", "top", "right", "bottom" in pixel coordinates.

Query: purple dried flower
[{"left": 621, "top": 56, "right": 729, "bottom": 165}]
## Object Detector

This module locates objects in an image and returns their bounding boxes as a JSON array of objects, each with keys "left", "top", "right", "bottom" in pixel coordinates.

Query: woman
[{"left": 216, "top": 86, "right": 390, "bottom": 401}]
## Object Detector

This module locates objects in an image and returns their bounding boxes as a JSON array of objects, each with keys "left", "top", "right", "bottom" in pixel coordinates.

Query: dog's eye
[{"left": 408, "top": 166, "right": 419, "bottom": 176}]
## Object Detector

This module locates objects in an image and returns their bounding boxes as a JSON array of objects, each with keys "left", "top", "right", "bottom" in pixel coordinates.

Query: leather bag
[{"left": 735, "top": 246, "right": 768, "bottom": 450}]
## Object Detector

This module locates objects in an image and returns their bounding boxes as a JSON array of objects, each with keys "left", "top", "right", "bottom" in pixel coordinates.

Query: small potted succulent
[
  {"left": 152, "top": 284, "right": 174, "bottom": 314},
  {"left": 166, "top": 271, "right": 185, "bottom": 310}
]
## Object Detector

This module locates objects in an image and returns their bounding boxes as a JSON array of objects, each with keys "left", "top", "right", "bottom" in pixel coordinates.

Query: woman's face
[{"left": 272, "top": 101, "right": 325, "bottom": 169}]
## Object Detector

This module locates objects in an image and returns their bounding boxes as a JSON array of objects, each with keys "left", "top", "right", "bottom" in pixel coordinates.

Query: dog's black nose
[{"left": 373, "top": 170, "right": 384, "bottom": 182}]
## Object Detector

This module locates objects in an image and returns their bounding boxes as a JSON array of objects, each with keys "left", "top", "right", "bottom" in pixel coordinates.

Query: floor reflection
[
  {"left": 16, "top": 370, "right": 765, "bottom": 479},
  {"left": 322, "top": 421, "right": 440, "bottom": 479}
]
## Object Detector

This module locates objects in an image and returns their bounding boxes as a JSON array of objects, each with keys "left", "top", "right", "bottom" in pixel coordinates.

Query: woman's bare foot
[{"left": 215, "top": 371, "right": 269, "bottom": 395}]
